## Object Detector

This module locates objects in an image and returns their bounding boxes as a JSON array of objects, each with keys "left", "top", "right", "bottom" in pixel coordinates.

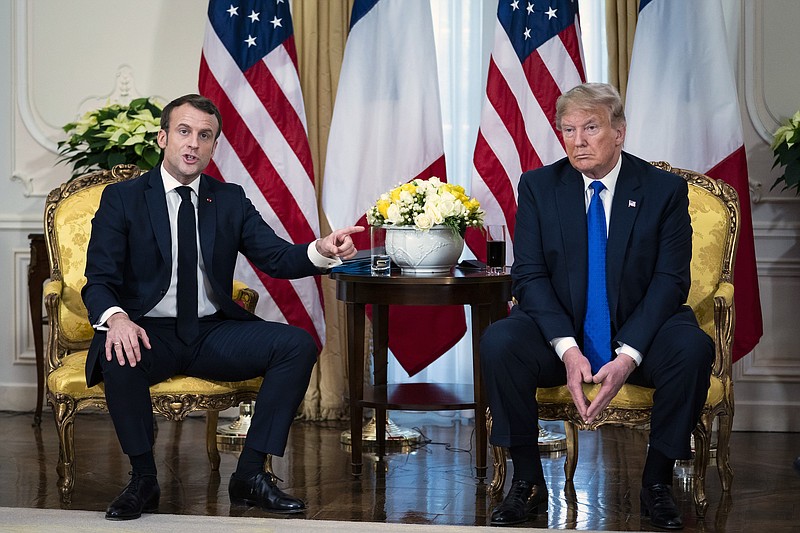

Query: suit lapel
[
  {"left": 555, "top": 168, "right": 587, "bottom": 320},
  {"left": 197, "top": 175, "right": 217, "bottom": 280},
  {"left": 606, "top": 155, "right": 642, "bottom": 319},
  {"left": 144, "top": 169, "right": 171, "bottom": 264}
]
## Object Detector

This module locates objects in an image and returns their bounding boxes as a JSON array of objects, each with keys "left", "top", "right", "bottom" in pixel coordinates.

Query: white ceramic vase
[{"left": 385, "top": 225, "right": 464, "bottom": 274}]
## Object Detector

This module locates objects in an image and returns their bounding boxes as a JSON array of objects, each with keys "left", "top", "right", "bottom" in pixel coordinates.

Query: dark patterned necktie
[
  {"left": 175, "top": 186, "right": 199, "bottom": 343},
  {"left": 584, "top": 181, "right": 611, "bottom": 373}
]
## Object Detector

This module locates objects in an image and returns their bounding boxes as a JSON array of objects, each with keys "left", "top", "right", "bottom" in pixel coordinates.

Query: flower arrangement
[
  {"left": 366, "top": 177, "right": 485, "bottom": 236},
  {"left": 770, "top": 109, "right": 800, "bottom": 195},
  {"left": 57, "top": 97, "right": 163, "bottom": 180}
]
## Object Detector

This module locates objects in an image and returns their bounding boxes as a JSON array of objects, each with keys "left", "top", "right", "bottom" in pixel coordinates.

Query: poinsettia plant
[
  {"left": 57, "top": 97, "right": 163, "bottom": 180},
  {"left": 366, "top": 177, "right": 485, "bottom": 237},
  {"left": 771, "top": 109, "right": 800, "bottom": 195}
]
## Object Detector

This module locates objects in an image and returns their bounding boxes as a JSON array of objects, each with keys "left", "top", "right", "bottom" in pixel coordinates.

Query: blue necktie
[
  {"left": 584, "top": 181, "right": 611, "bottom": 373},
  {"left": 176, "top": 186, "right": 199, "bottom": 343}
]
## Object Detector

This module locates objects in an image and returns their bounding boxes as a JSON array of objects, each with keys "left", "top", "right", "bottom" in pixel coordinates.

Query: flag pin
[
  {"left": 206, "top": 198, "right": 212, "bottom": 203},
  {"left": 628, "top": 200, "right": 636, "bottom": 208}
]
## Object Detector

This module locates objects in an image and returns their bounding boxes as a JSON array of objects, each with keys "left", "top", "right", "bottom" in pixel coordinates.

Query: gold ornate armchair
[
  {"left": 44, "top": 164, "right": 263, "bottom": 504},
  {"left": 488, "top": 162, "right": 739, "bottom": 517}
]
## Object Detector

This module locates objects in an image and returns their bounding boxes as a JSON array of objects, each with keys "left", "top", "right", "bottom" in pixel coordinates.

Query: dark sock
[
  {"left": 510, "top": 445, "right": 544, "bottom": 486},
  {"left": 235, "top": 446, "right": 267, "bottom": 479},
  {"left": 129, "top": 451, "right": 157, "bottom": 477},
  {"left": 642, "top": 446, "right": 675, "bottom": 486}
]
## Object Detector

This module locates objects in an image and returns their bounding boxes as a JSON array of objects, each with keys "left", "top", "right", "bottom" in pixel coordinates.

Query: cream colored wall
[
  {"left": 1, "top": 0, "right": 798, "bottom": 431},
  {"left": 735, "top": 0, "right": 800, "bottom": 431}
]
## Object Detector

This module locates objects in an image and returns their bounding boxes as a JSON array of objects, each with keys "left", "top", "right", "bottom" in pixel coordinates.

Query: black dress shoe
[
  {"left": 640, "top": 483, "right": 683, "bottom": 530},
  {"left": 228, "top": 471, "right": 306, "bottom": 514},
  {"left": 105, "top": 474, "right": 160, "bottom": 521},
  {"left": 490, "top": 480, "right": 548, "bottom": 526}
]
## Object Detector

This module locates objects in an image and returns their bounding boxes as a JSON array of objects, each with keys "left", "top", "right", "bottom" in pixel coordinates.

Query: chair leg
[
  {"left": 691, "top": 414, "right": 712, "bottom": 518},
  {"left": 716, "top": 410, "right": 734, "bottom": 491},
  {"left": 486, "top": 409, "right": 506, "bottom": 497},
  {"left": 51, "top": 397, "right": 78, "bottom": 505},
  {"left": 563, "top": 421, "right": 579, "bottom": 481},
  {"left": 205, "top": 411, "right": 221, "bottom": 471}
]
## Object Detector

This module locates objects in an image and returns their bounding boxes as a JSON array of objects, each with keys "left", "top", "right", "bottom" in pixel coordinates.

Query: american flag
[
  {"left": 467, "top": 0, "right": 585, "bottom": 263},
  {"left": 625, "top": 0, "right": 762, "bottom": 361},
  {"left": 322, "top": 0, "right": 466, "bottom": 376},
  {"left": 199, "top": 0, "right": 325, "bottom": 346}
]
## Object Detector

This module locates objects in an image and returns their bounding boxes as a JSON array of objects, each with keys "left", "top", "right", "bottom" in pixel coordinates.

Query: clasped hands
[{"left": 562, "top": 346, "right": 637, "bottom": 425}]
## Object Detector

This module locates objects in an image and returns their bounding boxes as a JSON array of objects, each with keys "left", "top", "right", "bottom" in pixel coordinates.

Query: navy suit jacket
[
  {"left": 511, "top": 151, "right": 695, "bottom": 358},
  {"left": 82, "top": 167, "right": 321, "bottom": 386}
]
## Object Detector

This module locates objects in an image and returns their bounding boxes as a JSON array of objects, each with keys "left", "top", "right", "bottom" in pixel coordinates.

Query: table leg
[
  {"left": 372, "top": 304, "right": 389, "bottom": 457},
  {"left": 28, "top": 234, "right": 47, "bottom": 426},
  {"left": 472, "top": 302, "right": 491, "bottom": 480},
  {"left": 347, "top": 302, "right": 366, "bottom": 476}
]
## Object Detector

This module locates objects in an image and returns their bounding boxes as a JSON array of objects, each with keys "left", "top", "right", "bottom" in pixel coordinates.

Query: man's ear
[{"left": 157, "top": 129, "right": 167, "bottom": 149}]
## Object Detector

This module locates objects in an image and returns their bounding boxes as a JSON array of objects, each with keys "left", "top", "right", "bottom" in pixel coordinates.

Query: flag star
[
  {"left": 276, "top": 0, "right": 285, "bottom": 3},
  {"left": 523, "top": 27, "right": 531, "bottom": 39},
  {"left": 248, "top": 10, "right": 260, "bottom": 22},
  {"left": 270, "top": 16, "right": 282, "bottom": 28},
  {"left": 245, "top": 34, "right": 257, "bottom": 47},
  {"left": 546, "top": 6, "right": 557, "bottom": 19},
  {"left": 227, "top": 4, "right": 238, "bottom": 17},
  {"left": 527, "top": 2, "right": 535, "bottom": 15},
  {"left": 510, "top": 0, "right": 519, "bottom": 10}
]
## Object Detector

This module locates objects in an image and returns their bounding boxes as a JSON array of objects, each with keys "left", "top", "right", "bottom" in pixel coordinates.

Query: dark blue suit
[
  {"left": 481, "top": 152, "right": 713, "bottom": 460},
  {"left": 83, "top": 167, "right": 321, "bottom": 457}
]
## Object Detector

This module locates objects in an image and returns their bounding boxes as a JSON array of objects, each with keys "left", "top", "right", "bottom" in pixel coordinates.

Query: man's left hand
[
  {"left": 316, "top": 225, "right": 365, "bottom": 260},
  {"left": 585, "top": 354, "right": 637, "bottom": 424}
]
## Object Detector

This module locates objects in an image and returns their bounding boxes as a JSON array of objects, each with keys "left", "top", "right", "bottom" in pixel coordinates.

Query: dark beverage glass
[
  {"left": 487, "top": 240, "right": 506, "bottom": 269},
  {"left": 485, "top": 224, "right": 506, "bottom": 273}
]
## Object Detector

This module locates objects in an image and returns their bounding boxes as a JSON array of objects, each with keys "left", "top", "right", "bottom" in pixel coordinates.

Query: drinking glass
[
  {"left": 485, "top": 224, "right": 506, "bottom": 274},
  {"left": 370, "top": 226, "right": 391, "bottom": 276}
]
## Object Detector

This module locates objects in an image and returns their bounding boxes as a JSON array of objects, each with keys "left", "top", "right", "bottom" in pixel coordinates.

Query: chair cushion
[
  {"left": 52, "top": 185, "right": 106, "bottom": 344},
  {"left": 537, "top": 375, "right": 724, "bottom": 409},
  {"left": 686, "top": 185, "right": 730, "bottom": 338},
  {"left": 47, "top": 352, "right": 263, "bottom": 399}
]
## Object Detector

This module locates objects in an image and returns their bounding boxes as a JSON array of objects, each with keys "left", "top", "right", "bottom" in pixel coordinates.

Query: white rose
[
  {"left": 386, "top": 203, "right": 403, "bottom": 224},
  {"left": 415, "top": 212, "right": 434, "bottom": 230}
]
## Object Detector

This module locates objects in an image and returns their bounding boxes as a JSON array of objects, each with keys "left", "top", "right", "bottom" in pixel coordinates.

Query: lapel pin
[
  {"left": 628, "top": 200, "right": 636, "bottom": 208},
  {"left": 206, "top": 198, "right": 212, "bottom": 203}
]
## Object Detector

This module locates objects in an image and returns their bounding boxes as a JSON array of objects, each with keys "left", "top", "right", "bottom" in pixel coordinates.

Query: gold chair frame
[
  {"left": 44, "top": 164, "right": 263, "bottom": 504},
  {"left": 488, "top": 162, "right": 739, "bottom": 517}
]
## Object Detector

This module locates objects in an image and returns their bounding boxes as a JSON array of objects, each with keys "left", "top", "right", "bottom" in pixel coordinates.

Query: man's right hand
[
  {"left": 562, "top": 346, "right": 594, "bottom": 423},
  {"left": 105, "top": 312, "right": 151, "bottom": 367}
]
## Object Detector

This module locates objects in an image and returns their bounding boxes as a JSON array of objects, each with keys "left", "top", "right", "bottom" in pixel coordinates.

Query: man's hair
[
  {"left": 160, "top": 94, "right": 223, "bottom": 140},
  {"left": 555, "top": 83, "right": 626, "bottom": 130}
]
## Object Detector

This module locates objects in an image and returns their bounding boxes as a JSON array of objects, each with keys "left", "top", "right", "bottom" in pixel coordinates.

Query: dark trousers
[
  {"left": 480, "top": 306, "right": 713, "bottom": 460},
  {"left": 100, "top": 315, "right": 318, "bottom": 458}
]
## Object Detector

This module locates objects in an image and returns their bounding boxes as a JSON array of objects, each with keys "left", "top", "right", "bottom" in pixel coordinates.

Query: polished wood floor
[{"left": 2, "top": 409, "right": 798, "bottom": 531}]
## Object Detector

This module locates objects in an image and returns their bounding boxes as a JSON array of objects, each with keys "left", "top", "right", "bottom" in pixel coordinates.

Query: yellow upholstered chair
[
  {"left": 488, "top": 162, "right": 739, "bottom": 517},
  {"left": 44, "top": 165, "right": 263, "bottom": 503}
]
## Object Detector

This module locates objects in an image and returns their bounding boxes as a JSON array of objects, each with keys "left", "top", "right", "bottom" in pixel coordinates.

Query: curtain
[
  {"left": 293, "top": 0, "right": 354, "bottom": 420},
  {"left": 605, "top": 0, "right": 639, "bottom": 100}
]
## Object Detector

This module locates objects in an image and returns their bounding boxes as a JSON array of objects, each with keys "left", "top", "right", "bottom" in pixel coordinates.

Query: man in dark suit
[
  {"left": 481, "top": 83, "right": 713, "bottom": 529},
  {"left": 82, "top": 94, "right": 362, "bottom": 521}
]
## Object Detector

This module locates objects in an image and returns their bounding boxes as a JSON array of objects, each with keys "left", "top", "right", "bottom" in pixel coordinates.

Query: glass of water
[{"left": 370, "top": 226, "right": 391, "bottom": 276}]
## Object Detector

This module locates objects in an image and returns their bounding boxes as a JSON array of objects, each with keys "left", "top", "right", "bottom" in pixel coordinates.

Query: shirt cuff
[
  {"left": 94, "top": 306, "right": 126, "bottom": 331},
  {"left": 616, "top": 343, "right": 642, "bottom": 366},
  {"left": 307, "top": 241, "right": 342, "bottom": 270},
  {"left": 550, "top": 336, "right": 578, "bottom": 360}
]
